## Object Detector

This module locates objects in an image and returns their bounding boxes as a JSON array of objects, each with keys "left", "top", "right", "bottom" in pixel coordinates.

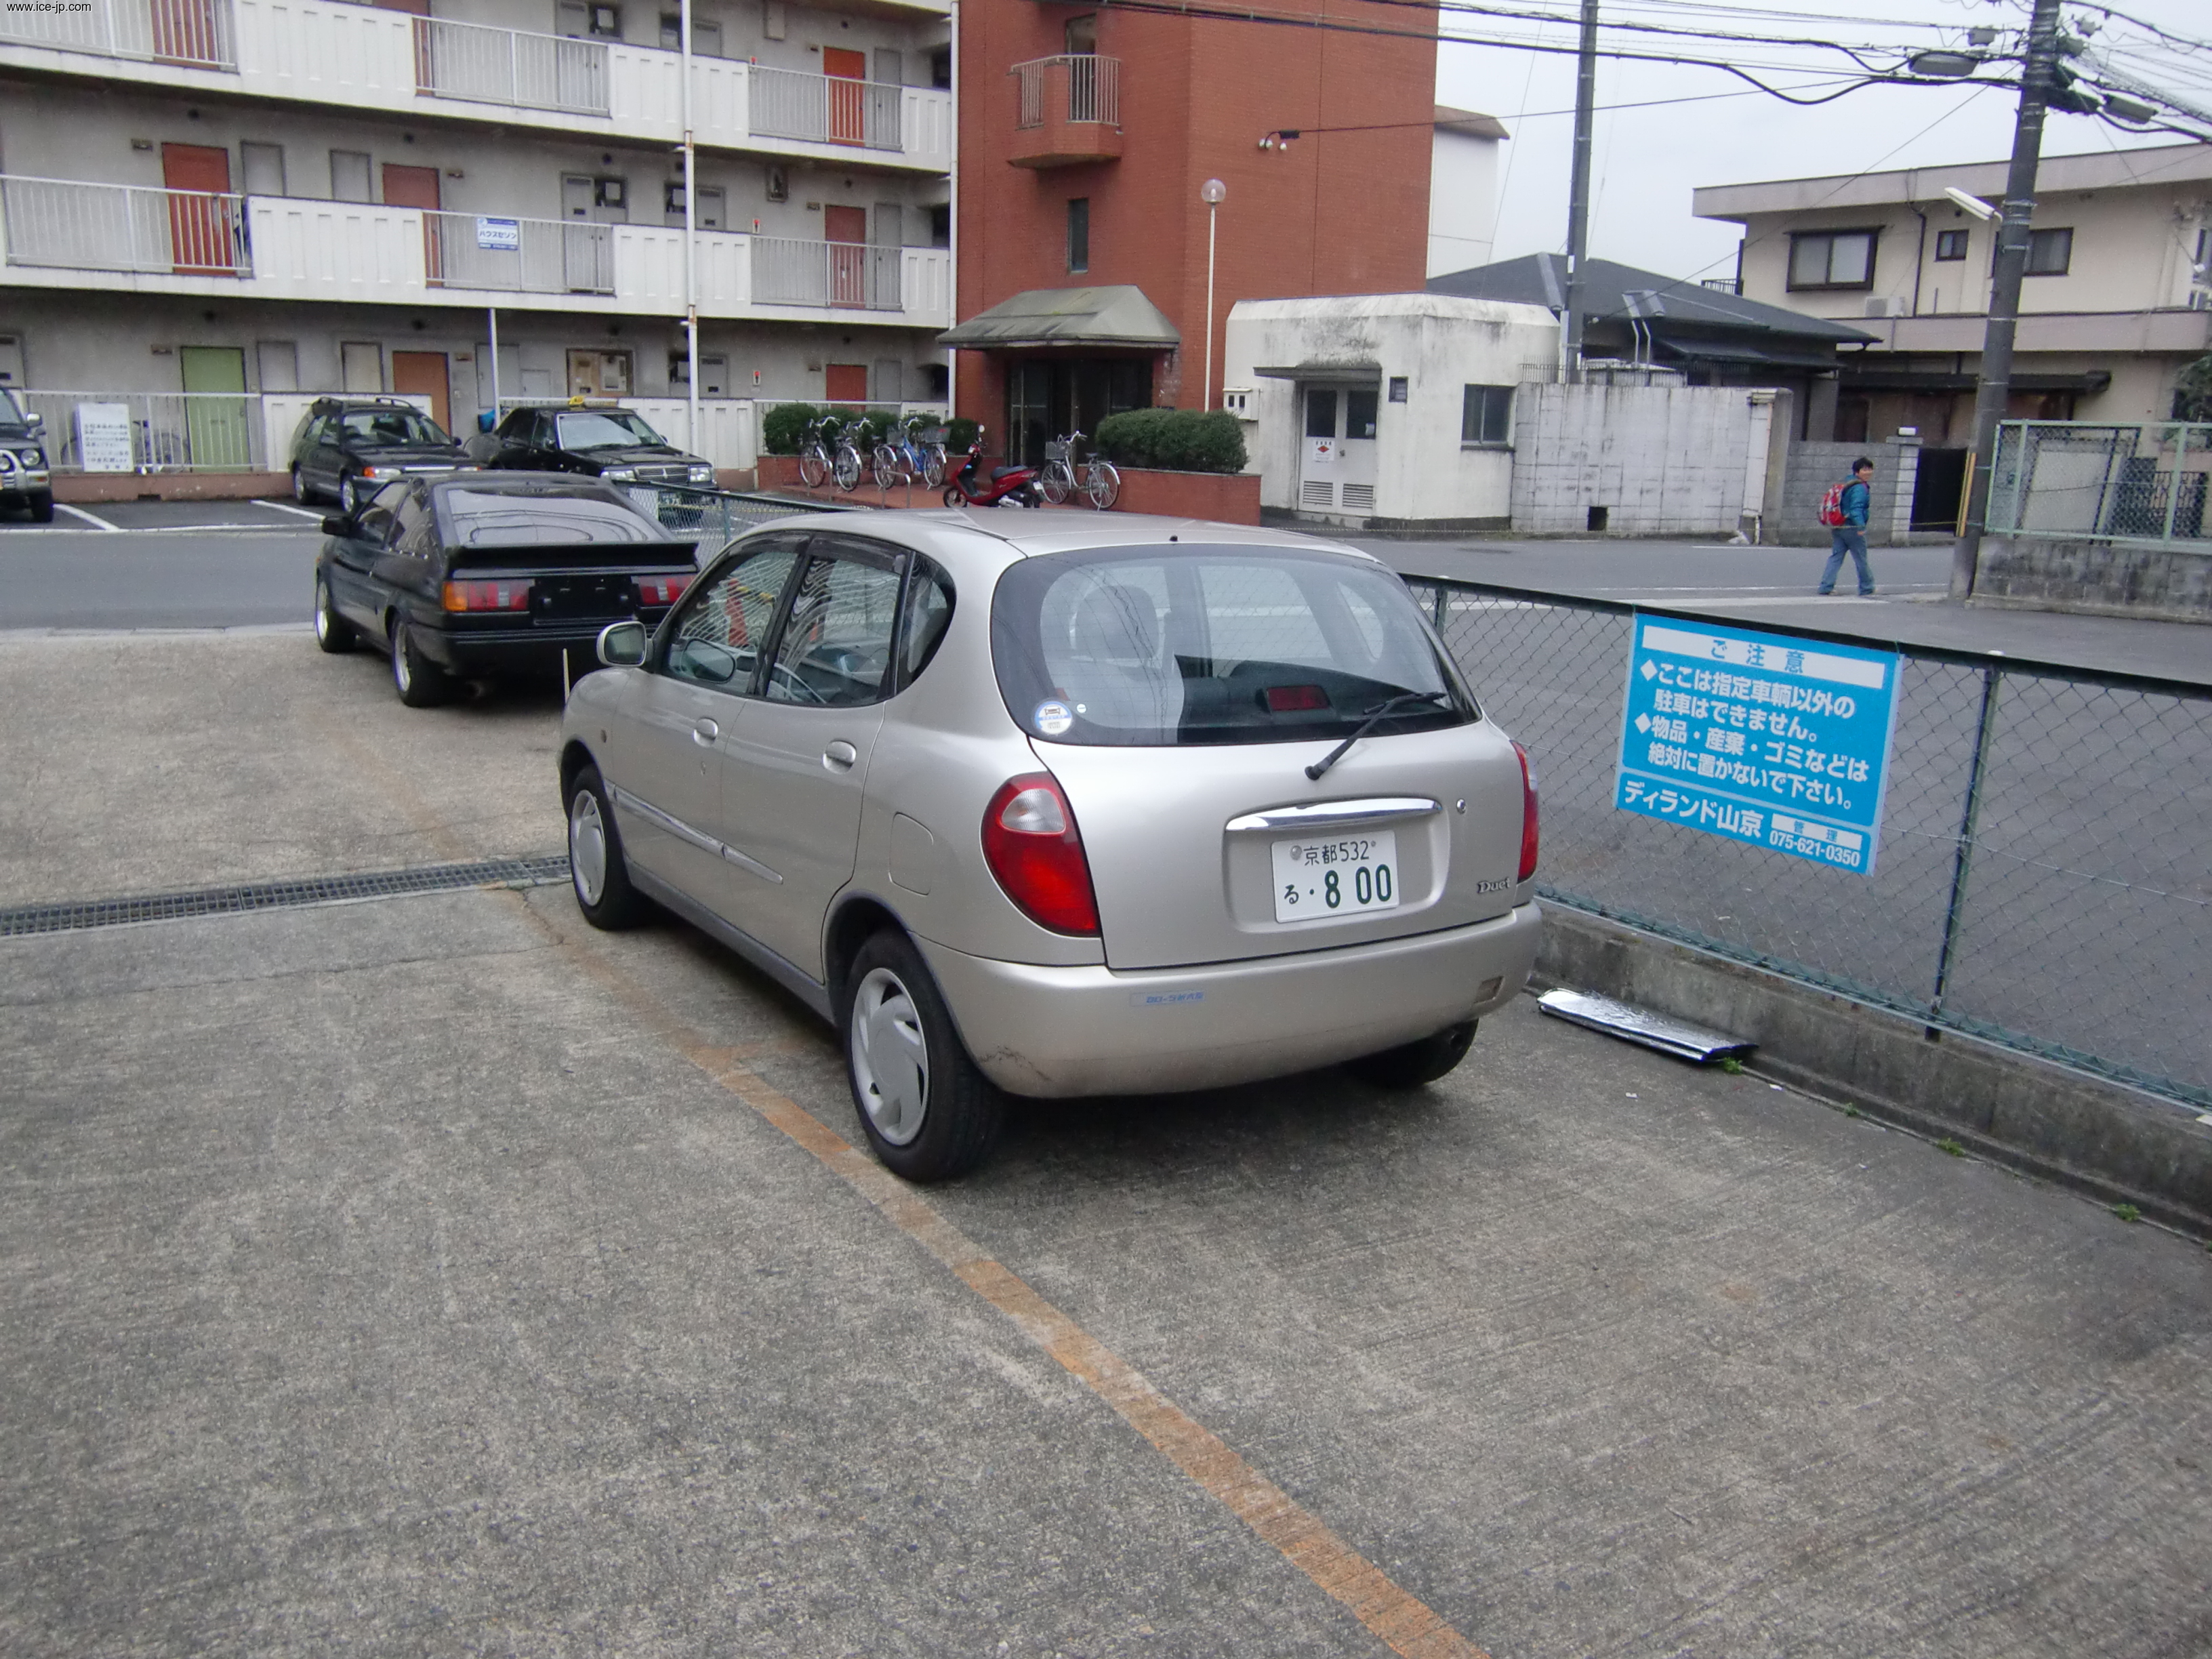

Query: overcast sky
[{"left": 1433, "top": 0, "right": 2210, "bottom": 283}]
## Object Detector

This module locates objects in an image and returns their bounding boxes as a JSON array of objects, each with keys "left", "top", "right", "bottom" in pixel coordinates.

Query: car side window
[
  {"left": 392, "top": 490, "right": 434, "bottom": 556},
  {"left": 663, "top": 541, "right": 800, "bottom": 693},
  {"left": 352, "top": 480, "right": 411, "bottom": 544},
  {"left": 896, "top": 558, "right": 955, "bottom": 691},
  {"left": 764, "top": 543, "right": 904, "bottom": 708}
]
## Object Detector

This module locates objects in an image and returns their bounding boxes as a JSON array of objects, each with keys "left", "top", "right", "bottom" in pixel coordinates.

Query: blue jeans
[{"left": 1820, "top": 527, "right": 1873, "bottom": 595}]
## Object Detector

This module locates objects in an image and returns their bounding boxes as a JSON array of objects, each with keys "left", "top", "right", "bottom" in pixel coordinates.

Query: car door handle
[
  {"left": 822, "top": 740, "right": 858, "bottom": 772},
  {"left": 691, "top": 718, "right": 719, "bottom": 745}
]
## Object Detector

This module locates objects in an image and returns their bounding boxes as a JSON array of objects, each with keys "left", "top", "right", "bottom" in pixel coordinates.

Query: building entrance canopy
[{"left": 939, "top": 284, "right": 1181, "bottom": 350}]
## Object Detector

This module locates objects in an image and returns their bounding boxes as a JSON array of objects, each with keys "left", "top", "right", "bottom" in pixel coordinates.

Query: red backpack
[{"left": 1817, "top": 481, "right": 1849, "bottom": 527}]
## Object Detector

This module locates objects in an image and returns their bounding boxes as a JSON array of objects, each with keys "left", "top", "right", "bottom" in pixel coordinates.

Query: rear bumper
[
  {"left": 417, "top": 613, "right": 669, "bottom": 673},
  {"left": 918, "top": 901, "right": 1542, "bottom": 1098}
]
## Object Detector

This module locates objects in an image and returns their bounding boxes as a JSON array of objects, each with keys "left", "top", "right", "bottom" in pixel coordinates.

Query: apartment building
[
  {"left": 0, "top": 0, "right": 954, "bottom": 474},
  {"left": 1693, "top": 142, "right": 2212, "bottom": 447},
  {"left": 944, "top": 0, "right": 1435, "bottom": 464}
]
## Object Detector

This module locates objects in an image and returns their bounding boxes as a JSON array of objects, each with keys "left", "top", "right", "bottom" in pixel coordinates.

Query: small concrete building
[{"left": 1221, "top": 292, "right": 1557, "bottom": 531}]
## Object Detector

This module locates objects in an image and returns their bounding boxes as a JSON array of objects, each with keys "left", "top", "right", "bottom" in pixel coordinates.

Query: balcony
[
  {"left": 1008, "top": 55, "right": 1122, "bottom": 169},
  {"left": 0, "top": 0, "right": 953, "bottom": 172},
  {"left": 0, "top": 176, "right": 954, "bottom": 327}
]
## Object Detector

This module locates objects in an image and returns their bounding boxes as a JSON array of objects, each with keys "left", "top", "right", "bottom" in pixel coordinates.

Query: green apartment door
[{"left": 179, "top": 346, "right": 252, "bottom": 470}]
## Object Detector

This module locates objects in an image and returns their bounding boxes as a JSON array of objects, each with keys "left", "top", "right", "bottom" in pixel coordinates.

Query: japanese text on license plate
[{"left": 1271, "top": 831, "right": 1399, "bottom": 923}]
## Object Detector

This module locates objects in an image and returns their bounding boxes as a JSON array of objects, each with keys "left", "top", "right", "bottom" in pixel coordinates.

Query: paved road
[
  {"left": 0, "top": 498, "right": 321, "bottom": 632},
  {"left": 2, "top": 630, "right": 2209, "bottom": 1657}
]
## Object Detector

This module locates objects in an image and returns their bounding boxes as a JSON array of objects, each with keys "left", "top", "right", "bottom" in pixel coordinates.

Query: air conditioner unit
[{"left": 1862, "top": 296, "right": 1910, "bottom": 319}]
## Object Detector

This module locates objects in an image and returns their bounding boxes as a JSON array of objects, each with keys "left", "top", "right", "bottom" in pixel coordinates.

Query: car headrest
[{"left": 1070, "top": 583, "right": 1159, "bottom": 664}]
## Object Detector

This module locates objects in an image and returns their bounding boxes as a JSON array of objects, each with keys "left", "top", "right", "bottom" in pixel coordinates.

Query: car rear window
[
  {"left": 341, "top": 409, "right": 449, "bottom": 445},
  {"left": 436, "top": 487, "right": 670, "bottom": 547},
  {"left": 991, "top": 545, "right": 1473, "bottom": 746}
]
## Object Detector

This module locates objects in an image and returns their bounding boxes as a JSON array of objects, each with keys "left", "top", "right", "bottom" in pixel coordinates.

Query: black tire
[
  {"left": 313, "top": 571, "right": 355, "bottom": 653},
  {"left": 291, "top": 465, "right": 314, "bottom": 506},
  {"left": 941, "top": 485, "right": 965, "bottom": 509},
  {"left": 841, "top": 929, "right": 1004, "bottom": 1181},
  {"left": 567, "top": 762, "right": 649, "bottom": 930},
  {"left": 390, "top": 615, "right": 451, "bottom": 707},
  {"left": 338, "top": 474, "right": 361, "bottom": 514},
  {"left": 28, "top": 492, "right": 55, "bottom": 525},
  {"left": 1345, "top": 1020, "right": 1477, "bottom": 1089}
]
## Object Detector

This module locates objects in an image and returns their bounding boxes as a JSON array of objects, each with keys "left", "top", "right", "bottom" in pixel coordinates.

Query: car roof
[
  {"left": 427, "top": 472, "right": 647, "bottom": 504},
  {"left": 724, "top": 508, "right": 1381, "bottom": 579}
]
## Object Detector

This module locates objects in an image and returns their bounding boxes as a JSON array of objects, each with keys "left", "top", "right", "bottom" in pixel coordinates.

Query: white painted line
[
  {"left": 54, "top": 502, "right": 123, "bottom": 532},
  {"left": 251, "top": 498, "right": 324, "bottom": 521}
]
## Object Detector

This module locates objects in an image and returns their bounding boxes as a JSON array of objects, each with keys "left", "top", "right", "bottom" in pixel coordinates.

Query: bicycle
[
  {"left": 871, "top": 415, "right": 947, "bottom": 491},
  {"left": 796, "top": 414, "right": 838, "bottom": 490},
  {"left": 830, "top": 416, "right": 869, "bottom": 492},
  {"left": 1038, "top": 429, "right": 1120, "bottom": 510}
]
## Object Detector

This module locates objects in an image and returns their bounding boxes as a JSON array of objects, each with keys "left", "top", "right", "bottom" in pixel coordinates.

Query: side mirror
[
  {"left": 597, "top": 619, "right": 649, "bottom": 668},
  {"left": 321, "top": 516, "right": 351, "bottom": 536}
]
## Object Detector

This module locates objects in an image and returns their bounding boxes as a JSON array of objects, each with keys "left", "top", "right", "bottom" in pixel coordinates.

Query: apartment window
[
  {"left": 329, "top": 149, "right": 373, "bottom": 203},
  {"left": 556, "top": 1, "right": 621, "bottom": 39},
  {"left": 1787, "top": 228, "right": 1877, "bottom": 291},
  {"left": 1065, "top": 14, "right": 1097, "bottom": 53},
  {"left": 2024, "top": 226, "right": 2073, "bottom": 276},
  {"left": 1934, "top": 228, "right": 1969, "bottom": 262},
  {"left": 241, "top": 142, "right": 286, "bottom": 198},
  {"left": 1462, "top": 384, "right": 1512, "bottom": 446},
  {"left": 1067, "top": 197, "right": 1089, "bottom": 274},
  {"left": 928, "top": 203, "right": 950, "bottom": 247},
  {"left": 874, "top": 48, "right": 902, "bottom": 84},
  {"left": 765, "top": 165, "right": 789, "bottom": 204},
  {"left": 928, "top": 45, "right": 951, "bottom": 88},
  {"left": 659, "top": 11, "right": 720, "bottom": 52}
]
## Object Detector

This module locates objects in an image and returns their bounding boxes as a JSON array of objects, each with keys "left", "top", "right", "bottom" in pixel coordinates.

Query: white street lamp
[{"left": 1201, "top": 177, "right": 1227, "bottom": 411}]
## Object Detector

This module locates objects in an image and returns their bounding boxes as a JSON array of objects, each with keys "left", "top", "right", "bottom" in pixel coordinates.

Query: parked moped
[{"left": 941, "top": 427, "right": 1044, "bottom": 508}]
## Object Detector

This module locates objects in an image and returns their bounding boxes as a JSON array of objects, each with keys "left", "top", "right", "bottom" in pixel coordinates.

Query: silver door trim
[
  {"left": 1225, "top": 797, "right": 1441, "bottom": 834},
  {"left": 609, "top": 781, "right": 784, "bottom": 884}
]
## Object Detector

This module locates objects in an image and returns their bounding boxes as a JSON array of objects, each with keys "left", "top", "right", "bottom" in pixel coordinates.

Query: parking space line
[
  {"left": 252, "top": 499, "right": 325, "bottom": 521},
  {"left": 54, "top": 502, "right": 123, "bottom": 532},
  {"left": 541, "top": 913, "right": 1490, "bottom": 1659}
]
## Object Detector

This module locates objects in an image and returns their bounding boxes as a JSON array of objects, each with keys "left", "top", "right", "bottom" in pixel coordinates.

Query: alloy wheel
[
  {"left": 569, "top": 788, "right": 609, "bottom": 907},
  {"left": 848, "top": 966, "right": 929, "bottom": 1147}
]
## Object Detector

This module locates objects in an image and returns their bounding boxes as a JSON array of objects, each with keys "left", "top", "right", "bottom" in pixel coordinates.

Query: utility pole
[
  {"left": 1561, "top": 0, "right": 1599, "bottom": 384},
  {"left": 1951, "top": 0, "right": 2066, "bottom": 598},
  {"left": 680, "top": 0, "right": 699, "bottom": 462}
]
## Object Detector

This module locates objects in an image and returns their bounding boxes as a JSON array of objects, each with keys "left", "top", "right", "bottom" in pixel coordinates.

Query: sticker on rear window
[{"left": 1033, "top": 699, "right": 1073, "bottom": 737}]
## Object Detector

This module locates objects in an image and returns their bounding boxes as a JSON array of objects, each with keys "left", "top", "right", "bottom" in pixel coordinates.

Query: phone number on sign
[{"left": 1769, "top": 830, "right": 1864, "bottom": 867}]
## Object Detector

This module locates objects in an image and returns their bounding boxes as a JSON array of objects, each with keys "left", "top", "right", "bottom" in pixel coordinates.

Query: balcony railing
[
  {"left": 411, "top": 17, "right": 609, "bottom": 115},
  {"left": 0, "top": 175, "right": 249, "bottom": 276},
  {"left": 0, "top": 0, "right": 233, "bottom": 68},
  {"left": 422, "top": 211, "right": 613, "bottom": 295},
  {"left": 1012, "top": 54, "right": 1119, "bottom": 127},
  {"left": 751, "top": 235, "right": 902, "bottom": 310},
  {"left": 750, "top": 63, "right": 901, "bottom": 150}
]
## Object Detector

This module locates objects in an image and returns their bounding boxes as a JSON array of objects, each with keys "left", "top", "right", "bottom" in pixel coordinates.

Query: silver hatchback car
[{"left": 560, "top": 511, "right": 1541, "bottom": 1179}]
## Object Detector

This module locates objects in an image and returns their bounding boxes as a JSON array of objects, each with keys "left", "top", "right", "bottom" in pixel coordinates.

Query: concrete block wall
[
  {"left": 1778, "top": 438, "right": 1921, "bottom": 546},
  {"left": 1509, "top": 382, "right": 1774, "bottom": 536}
]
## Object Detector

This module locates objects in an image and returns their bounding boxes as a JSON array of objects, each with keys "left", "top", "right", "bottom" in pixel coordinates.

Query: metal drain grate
[{"left": 0, "top": 854, "right": 573, "bottom": 938}]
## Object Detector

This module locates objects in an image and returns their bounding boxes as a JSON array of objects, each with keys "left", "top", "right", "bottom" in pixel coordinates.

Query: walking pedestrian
[{"left": 1818, "top": 457, "right": 1877, "bottom": 596}]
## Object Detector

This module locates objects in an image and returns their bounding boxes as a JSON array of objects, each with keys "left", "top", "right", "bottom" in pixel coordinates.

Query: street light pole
[
  {"left": 1561, "top": 0, "right": 1599, "bottom": 385},
  {"left": 680, "top": 0, "right": 699, "bottom": 462},
  {"left": 1202, "top": 177, "right": 1226, "bottom": 411},
  {"left": 1952, "top": 0, "right": 2065, "bottom": 599}
]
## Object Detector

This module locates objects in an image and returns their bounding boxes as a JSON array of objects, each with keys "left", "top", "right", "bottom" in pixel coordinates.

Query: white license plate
[{"left": 1271, "top": 830, "right": 1399, "bottom": 923}]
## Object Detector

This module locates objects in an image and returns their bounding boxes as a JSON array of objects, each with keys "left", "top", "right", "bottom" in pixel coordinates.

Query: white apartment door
[{"left": 1297, "top": 385, "right": 1380, "bottom": 516}]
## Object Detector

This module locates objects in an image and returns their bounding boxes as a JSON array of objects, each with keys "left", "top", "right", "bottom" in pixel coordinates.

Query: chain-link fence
[
  {"left": 625, "top": 484, "right": 855, "bottom": 556},
  {"left": 1408, "top": 577, "right": 2212, "bottom": 1111},
  {"left": 1986, "top": 419, "right": 2212, "bottom": 548}
]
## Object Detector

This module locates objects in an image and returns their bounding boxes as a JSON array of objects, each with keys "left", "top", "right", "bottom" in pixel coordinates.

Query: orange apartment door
[
  {"left": 161, "top": 143, "right": 234, "bottom": 275},
  {"left": 823, "top": 46, "right": 866, "bottom": 144},
  {"left": 391, "top": 352, "right": 451, "bottom": 437},
  {"left": 383, "top": 163, "right": 443, "bottom": 281},
  {"left": 823, "top": 364, "right": 869, "bottom": 408},
  {"left": 824, "top": 203, "right": 866, "bottom": 308}
]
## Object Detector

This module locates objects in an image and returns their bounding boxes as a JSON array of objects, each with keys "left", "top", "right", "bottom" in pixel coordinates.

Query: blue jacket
[{"left": 1841, "top": 478, "right": 1870, "bottom": 527}]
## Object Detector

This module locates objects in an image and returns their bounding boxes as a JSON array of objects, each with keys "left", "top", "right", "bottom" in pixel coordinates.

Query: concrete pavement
[{"left": 3, "top": 629, "right": 2209, "bottom": 1656}]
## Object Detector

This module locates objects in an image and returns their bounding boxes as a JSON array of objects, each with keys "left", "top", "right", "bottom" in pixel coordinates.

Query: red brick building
[{"left": 945, "top": 0, "right": 1437, "bottom": 463}]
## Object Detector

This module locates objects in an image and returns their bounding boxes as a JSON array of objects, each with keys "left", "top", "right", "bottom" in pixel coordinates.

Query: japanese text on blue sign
[
  {"left": 476, "top": 217, "right": 520, "bottom": 251},
  {"left": 1615, "top": 619, "right": 1901, "bottom": 875}
]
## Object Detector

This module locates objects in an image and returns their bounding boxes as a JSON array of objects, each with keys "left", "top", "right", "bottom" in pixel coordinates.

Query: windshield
[
  {"left": 554, "top": 410, "right": 664, "bottom": 451},
  {"left": 436, "top": 486, "right": 672, "bottom": 547},
  {"left": 991, "top": 546, "right": 1473, "bottom": 747},
  {"left": 0, "top": 389, "right": 28, "bottom": 432},
  {"left": 341, "top": 408, "right": 450, "bottom": 446}
]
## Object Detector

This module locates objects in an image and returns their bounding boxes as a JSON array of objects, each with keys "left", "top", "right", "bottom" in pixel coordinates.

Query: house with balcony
[
  {"left": 0, "top": 0, "right": 954, "bottom": 478},
  {"left": 1692, "top": 143, "right": 2212, "bottom": 451}
]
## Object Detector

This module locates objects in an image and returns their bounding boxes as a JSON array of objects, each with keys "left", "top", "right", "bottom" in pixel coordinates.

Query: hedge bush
[
  {"left": 1094, "top": 408, "right": 1246, "bottom": 474},
  {"left": 764, "top": 403, "right": 964, "bottom": 456}
]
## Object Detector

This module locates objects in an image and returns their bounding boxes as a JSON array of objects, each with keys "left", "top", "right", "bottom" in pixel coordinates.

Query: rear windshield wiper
[{"left": 1304, "top": 691, "right": 1452, "bottom": 781}]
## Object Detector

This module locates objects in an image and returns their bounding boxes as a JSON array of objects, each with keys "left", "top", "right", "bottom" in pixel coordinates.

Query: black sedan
[
  {"left": 289, "top": 396, "right": 475, "bottom": 512},
  {"left": 314, "top": 473, "right": 699, "bottom": 707},
  {"left": 473, "top": 402, "right": 718, "bottom": 489}
]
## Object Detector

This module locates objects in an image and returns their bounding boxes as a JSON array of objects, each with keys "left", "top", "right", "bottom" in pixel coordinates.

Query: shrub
[
  {"left": 761, "top": 402, "right": 820, "bottom": 456},
  {"left": 945, "top": 416, "right": 980, "bottom": 456},
  {"left": 1096, "top": 407, "right": 1246, "bottom": 474}
]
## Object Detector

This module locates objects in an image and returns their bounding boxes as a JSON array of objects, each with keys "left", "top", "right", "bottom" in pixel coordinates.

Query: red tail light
[
  {"left": 442, "top": 578, "right": 531, "bottom": 613},
  {"left": 1513, "top": 740, "right": 1540, "bottom": 882},
  {"left": 636, "top": 573, "right": 692, "bottom": 607},
  {"left": 981, "top": 773, "right": 1099, "bottom": 935}
]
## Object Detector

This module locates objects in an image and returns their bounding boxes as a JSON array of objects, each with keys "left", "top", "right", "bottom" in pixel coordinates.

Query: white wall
[
  {"left": 1509, "top": 383, "right": 1784, "bottom": 537},
  {"left": 1427, "top": 127, "right": 1500, "bottom": 279},
  {"left": 1224, "top": 293, "right": 1557, "bottom": 526}
]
